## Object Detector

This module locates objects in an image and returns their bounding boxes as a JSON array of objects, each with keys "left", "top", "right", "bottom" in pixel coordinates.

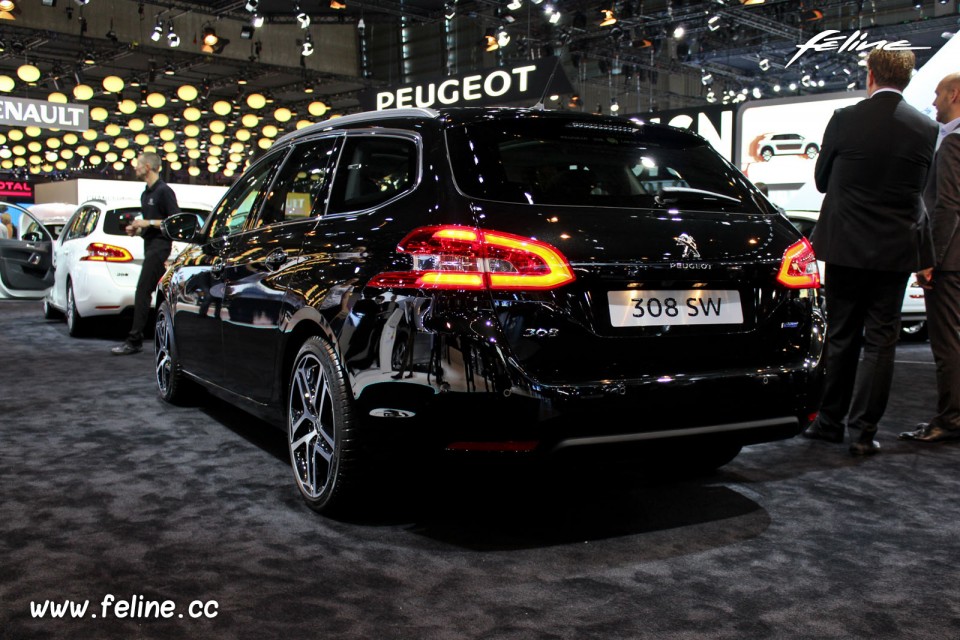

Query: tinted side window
[
  {"left": 65, "top": 207, "right": 98, "bottom": 241},
  {"left": 328, "top": 136, "right": 417, "bottom": 214},
  {"left": 207, "top": 150, "right": 286, "bottom": 238},
  {"left": 254, "top": 137, "right": 339, "bottom": 226}
]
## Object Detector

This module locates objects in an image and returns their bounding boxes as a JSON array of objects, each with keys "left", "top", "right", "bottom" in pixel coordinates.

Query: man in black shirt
[{"left": 112, "top": 152, "right": 180, "bottom": 355}]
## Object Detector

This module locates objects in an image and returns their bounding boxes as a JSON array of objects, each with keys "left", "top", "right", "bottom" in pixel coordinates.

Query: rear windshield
[
  {"left": 446, "top": 119, "right": 766, "bottom": 213},
  {"left": 103, "top": 207, "right": 210, "bottom": 236},
  {"left": 104, "top": 209, "right": 140, "bottom": 236}
]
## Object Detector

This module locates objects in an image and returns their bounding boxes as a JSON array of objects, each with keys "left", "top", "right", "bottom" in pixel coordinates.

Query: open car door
[{"left": 0, "top": 202, "right": 55, "bottom": 300}]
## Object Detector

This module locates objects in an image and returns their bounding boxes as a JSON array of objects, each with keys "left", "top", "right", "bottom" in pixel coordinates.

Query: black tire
[
  {"left": 42, "top": 298, "right": 63, "bottom": 320},
  {"left": 760, "top": 147, "right": 773, "bottom": 161},
  {"left": 155, "top": 300, "right": 194, "bottom": 404},
  {"left": 287, "top": 336, "right": 364, "bottom": 514},
  {"left": 65, "top": 281, "right": 87, "bottom": 337},
  {"left": 804, "top": 144, "right": 819, "bottom": 159}
]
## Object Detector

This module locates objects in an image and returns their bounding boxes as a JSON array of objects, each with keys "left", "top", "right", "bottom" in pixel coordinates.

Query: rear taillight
[
  {"left": 369, "top": 225, "right": 575, "bottom": 291},
  {"left": 79, "top": 243, "right": 134, "bottom": 263},
  {"left": 776, "top": 238, "right": 820, "bottom": 289}
]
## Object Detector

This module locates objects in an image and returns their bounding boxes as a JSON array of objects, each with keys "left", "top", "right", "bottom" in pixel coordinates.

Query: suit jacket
[
  {"left": 921, "top": 131, "right": 960, "bottom": 271},
  {"left": 812, "top": 91, "right": 938, "bottom": 272}
]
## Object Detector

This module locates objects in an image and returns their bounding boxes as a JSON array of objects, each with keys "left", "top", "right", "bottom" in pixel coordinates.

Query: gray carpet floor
[{"left": 1, "top": 299, "right": 958, "bottom": 640}]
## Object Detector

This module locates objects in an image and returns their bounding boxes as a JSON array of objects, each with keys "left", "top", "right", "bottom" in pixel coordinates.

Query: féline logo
[{"left": 786, "top": 30, "right": 931, "bottom": 68}]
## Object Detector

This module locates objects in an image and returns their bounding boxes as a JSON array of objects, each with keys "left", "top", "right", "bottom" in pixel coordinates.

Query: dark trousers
[
  {"left": 817, "top": 264, "right": 910, "bottom": 434},
  {"left": 926, "top": 270, "right": 960, "bottom": 431},
  {"left": 128, "top": 239, "right": 172, "bottom": 346}
]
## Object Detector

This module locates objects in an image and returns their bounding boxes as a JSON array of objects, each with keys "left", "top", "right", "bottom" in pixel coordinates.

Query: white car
[
  {"left": 43, "top": 199, "right": 212, "bottom": 336},
  {"left": 0, "top": 202, "right": 58, "bottom": 300},
  {"left": 786, "top": 209, "right": 927, "bottom": 340},
  {"left": 24, "top": 203, "right": 77, "bottom": 241}
]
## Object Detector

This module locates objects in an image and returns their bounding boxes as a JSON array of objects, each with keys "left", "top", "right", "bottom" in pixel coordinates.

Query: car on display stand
[
  {"left": 43, "top": 199, "right": 213, "bottom": 336},
  {"left": 785, "top": 209, "right": 928, "bottom": 340},
  {"left": 156, "top": 107, "right": 825, "bottom": 515},
  {"left": 0, "top": 202, "right": 58, "bottom": 301}
]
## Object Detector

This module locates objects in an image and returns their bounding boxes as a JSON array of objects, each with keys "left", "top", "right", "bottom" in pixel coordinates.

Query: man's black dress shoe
[
  {"left": 111, "top": 342, "right": 142, "bottom": 356},
  {"left": 849, "top": 438, "right": 881, "bottom": 456},
  {"left": 802, "top": 421, "right": 844, "bottom": 443},
  {"left": 898, "top": 423, "right": 960, "bottom": 442}
]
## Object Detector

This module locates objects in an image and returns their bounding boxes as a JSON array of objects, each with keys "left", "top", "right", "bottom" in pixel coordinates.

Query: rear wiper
[{"left": 657, "top": 187, "right": 742, "bottom": 205}]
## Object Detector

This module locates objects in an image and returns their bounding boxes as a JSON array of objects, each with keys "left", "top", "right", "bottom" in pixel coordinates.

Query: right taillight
[
  {"left": 368, "top": 225, "right": 575, "bottom": 291},
  {"left": 776, "top": 237, "right": 820, "bottom": 289},
  {"left": 79, "top": 243, "right": 134, "bottom": 263}
]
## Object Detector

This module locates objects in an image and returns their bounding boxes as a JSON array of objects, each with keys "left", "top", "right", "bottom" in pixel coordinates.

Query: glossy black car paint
[{"left": 159, "top": 108, "right": 824, "bottom": 473}]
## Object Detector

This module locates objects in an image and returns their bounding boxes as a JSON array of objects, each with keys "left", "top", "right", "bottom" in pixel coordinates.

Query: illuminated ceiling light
[
  {"left": 16, "top": 63, "right": 39, "bottom": 83},
  {"left": 48, "top": 91, "right": 67, "bottom": 103},
  {"left": 242, "top": 112, "right": 260, "bottom": 127},
  {"left": 128, "top": 118, "right": 145, "bottom": 131},
  {"left": 213, "top": 100, "right": 232, "bottom": 115},
  {"left": 274, "top": 107, "right": 292, "bottom": 122},
  {"left": 118, "top": 99, "right": 137, "bottom": 114},
  {"left": 83, "top": 51, "right": 96, "bottom": 65},
  {"left": 164, "top": 63, "right": 176, "bottom": 75},
  {"left": 507, "top": 0, "right": 522, "bottom": 9},
  {"left": 177, "top": 84, "right": 198, "bottom": 101},
  {"left": 151, "top": 16, "right": 163, "bottom": 42},
  {"left": 546, "top": 6, "right": 561, "bottom": 24},
  {"left": 202, "top": 26, "right": 219, "bottom": 47},
  {"left": 701, "top": 70, "right": 713, "bottom": 85},
  {"left": 752, "top": 87, "right": 762, "bottom": 99},
  {"left": 673, "top": 25, "right": 685, "bottom": 39},
  {"left": 102, "top": 75, "right": 124, "bottom": 92},
  {"left": 444, "top": 1, "right": 455, "bottom": 19},
  {"left": 758, "top": 58, "right": 770, "bottom": 71},
  {"left": 0, "top": 75, "right": 13, "bottom": 91},
  {"left": 800, "top": 8, "right": 823, "bottom": 21},
  {"left": 483, "top": 29, "right": 499, "bottom": 52},
  {"left": 496, "top": 26, "right": 511, "bottom": 48},
  {"left": 241, "top": 24, "right": 254, "bottom": 39},
  {"left": 246, "top": 93, "right": 266, "bottom": 109},
  {"left": 0, "top": 0, "right": 15, "bottom": 7},
  {"left": 245, "top": 0, "right": 258, "bottom": 10},
  {"left": 296, "top": 9, "right": 311, "bottom": 29},
  {"left": 167, "top": 21, "right": 180, "bottom": 47},
  {"left": 152, "top": 112, "right": 170, "bottom": 127},
  {"left": 330, "top": 0, "right": 346, "bottom": 8},
  {"left": 209, "top": 120, "right": 226, "bottom": 133},
  {"left": 90, "top": 106, "right": 109, "bottom": 121},
  {"left": 599, "top": 9, "right": 616, "bottom": 27},
  {"left": 301, "top": 33, "right": 314, "bottom": 56},
  {"left": 303, "top": 82, "right": 314, "bottom": 94},
  {"left": 308, "top": 101, "right": 328, "bottom": 117},
  {"left": 251, "top": 14, "right": 264, "bottom": 28},
  {"left": 707, "top": 15, "right": 721, "bottom": 31},
  {"left": 73, "top": 83, "right": 93, "bottom": 100},
  {"left": 146, "top": 92, "right": 166, "bottom": 108},
  {"left": 741, "top": 0, "right": 765, "bottom": 4},
  {"left": 184, "top": 124, "right": 200, "bottom": 137},
  {"left": 610, "top": 97, "right": 619, "bottom": 113}
]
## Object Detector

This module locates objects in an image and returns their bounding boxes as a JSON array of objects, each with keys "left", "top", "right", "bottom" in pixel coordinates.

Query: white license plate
[{"left": 607, "top": 289, "right": 743, "bottom": 327}]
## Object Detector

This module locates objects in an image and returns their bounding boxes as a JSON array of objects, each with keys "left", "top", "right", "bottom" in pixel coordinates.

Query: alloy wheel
[{"left": 288, "top": 352, "right": 336, "bottom": 500}]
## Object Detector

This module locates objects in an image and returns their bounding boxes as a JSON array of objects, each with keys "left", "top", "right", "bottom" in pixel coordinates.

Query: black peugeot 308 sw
[{"left": 158, "top": 107, "right": 824, "bottom": 514}]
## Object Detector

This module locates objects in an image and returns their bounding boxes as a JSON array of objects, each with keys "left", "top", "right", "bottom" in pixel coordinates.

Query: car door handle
[
  {"left": 264, "top": 248, "right": 288, "bottom": 268},
  {"left": 211, "top": 259, "right": 224, "bottom": 278}
]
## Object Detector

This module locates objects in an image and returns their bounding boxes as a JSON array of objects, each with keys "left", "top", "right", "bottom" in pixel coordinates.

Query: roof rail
[{"left": 275, "top": 108, "right": 440, "bottom": 146}]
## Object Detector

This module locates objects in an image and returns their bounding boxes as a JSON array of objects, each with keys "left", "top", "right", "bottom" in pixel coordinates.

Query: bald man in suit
[
  {"left": 801, "top": 49, "right": 938, "bottom": 455},
  {"left": 900, "top": 72, "right": 960, "bottom": 443}
]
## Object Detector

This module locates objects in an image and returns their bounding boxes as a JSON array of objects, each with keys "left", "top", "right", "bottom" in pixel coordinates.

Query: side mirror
[
  {"left": 21, "top": 231, "right": 44, "bottom": 242},
  {"left": 162, "top": 213, "right": 204, "bottom": 243}
]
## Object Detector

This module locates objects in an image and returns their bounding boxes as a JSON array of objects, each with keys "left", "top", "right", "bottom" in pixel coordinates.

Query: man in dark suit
[
  {"left": 802, "top": 49, "right": 939, "bottom": 455},
  {"left": 900, "top": 72, "right": 960, "bottom": 443}
]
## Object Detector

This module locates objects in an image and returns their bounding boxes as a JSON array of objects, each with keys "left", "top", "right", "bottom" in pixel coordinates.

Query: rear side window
[
  {"left": 328, "top": 136, "right": 417, "bottom": 214},
  {"left": 63, "top": 207, "right": 98, "bottom": 241},
  {"left": 446, "top": 119, "right": 762, "bottom": 212},
  {"left": 254, "top": 137, "right": 339, "bottom": 226}
]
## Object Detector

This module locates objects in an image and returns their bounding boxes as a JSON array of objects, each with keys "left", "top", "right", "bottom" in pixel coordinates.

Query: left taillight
[
  {"left": 776, "top": 238, "right": 820, "bottom": 289},
  {"left": 369, "top": 225, "right": 575, "bottom": 291},
  {"left": 79, "top": 242, "right": 134, "bottom": 263}
]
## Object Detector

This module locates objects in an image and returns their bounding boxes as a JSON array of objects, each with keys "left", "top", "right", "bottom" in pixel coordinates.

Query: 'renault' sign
[
  {"left": 0, "top": 96, "right": 89, "bottom": 132},
  {"left": 360, "top": 60, "right": 574, "bottom": 111}
]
